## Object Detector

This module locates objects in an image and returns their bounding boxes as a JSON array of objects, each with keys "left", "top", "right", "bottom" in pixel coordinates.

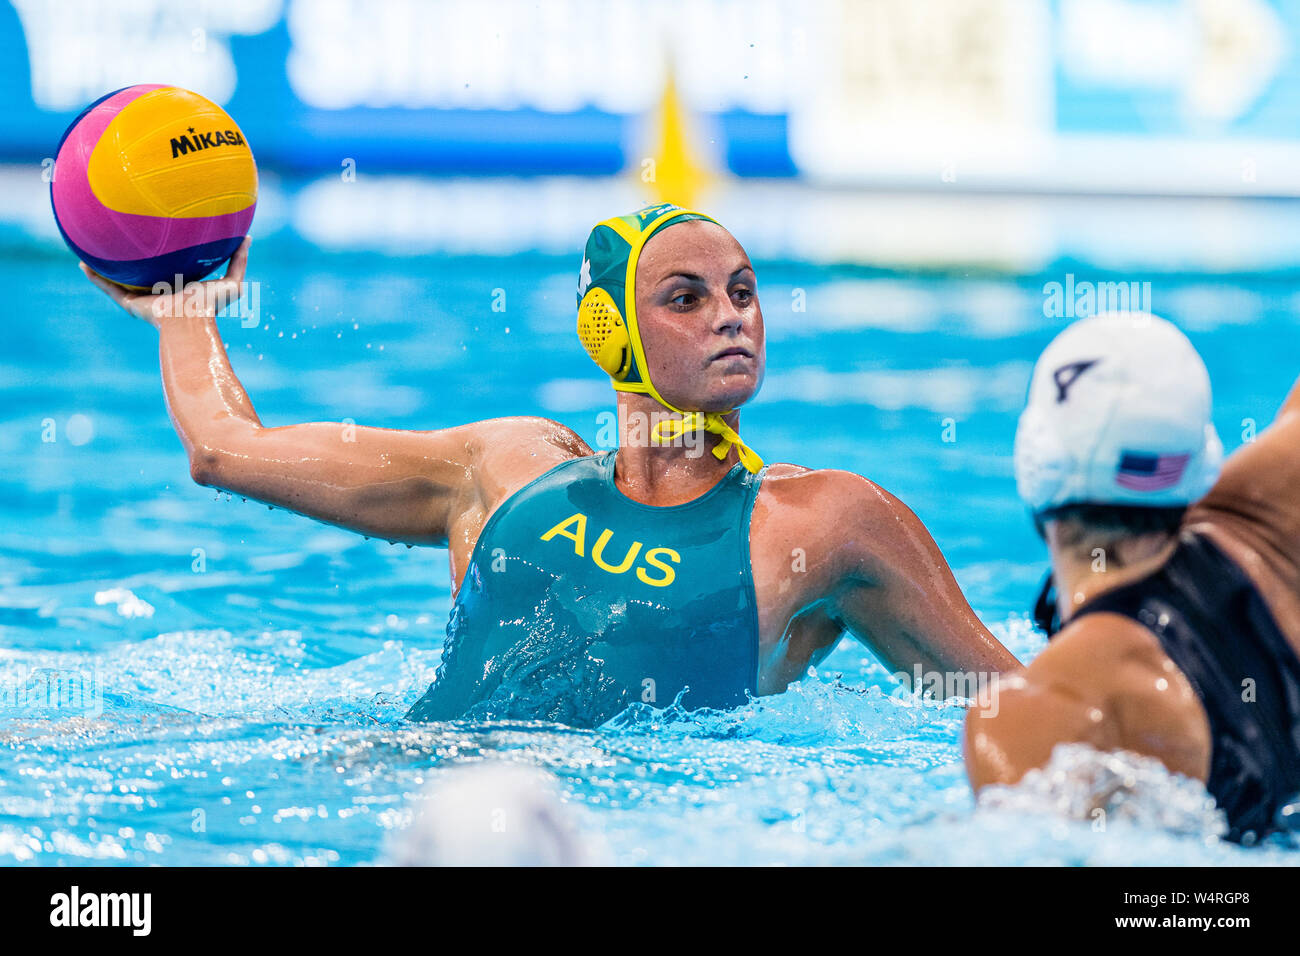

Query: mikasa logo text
[
  {"left": 49, "top": 885, "right": 151, "bottom": 936},
  {"left": 169, "top": 128, "right": 247, "bottom": 158}
]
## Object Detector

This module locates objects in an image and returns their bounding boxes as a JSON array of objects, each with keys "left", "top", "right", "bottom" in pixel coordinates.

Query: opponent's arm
[
  {"left": 1190, "top": 370, "right": 1300, "bottom": 566},
  {"left": 82, "top": 242, "right": 586, "bottom": 545},
  {"left": 825, "top": 472, "right": 1020, "bottom": 678},
  {"left": 1283, "top": 374, "right": 1300, "bottom": 412}
]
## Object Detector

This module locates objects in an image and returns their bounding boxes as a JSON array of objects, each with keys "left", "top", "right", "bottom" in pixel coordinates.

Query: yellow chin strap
[
  {"left": 650, "top": 411, "right": 764, "bottom": 474},
  {"left": 577, "top": 205, "right": 765, "bottom": 475}
]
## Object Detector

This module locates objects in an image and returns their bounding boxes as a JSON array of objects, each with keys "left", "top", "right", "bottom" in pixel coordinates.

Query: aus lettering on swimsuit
[{"left": 540, "top": 512, "right": 680, "bottom": 587}]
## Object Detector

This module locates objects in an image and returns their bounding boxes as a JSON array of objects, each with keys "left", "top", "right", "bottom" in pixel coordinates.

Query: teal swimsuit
[{"left": 406, "top": 450, "right": 768, "bottom": 727}]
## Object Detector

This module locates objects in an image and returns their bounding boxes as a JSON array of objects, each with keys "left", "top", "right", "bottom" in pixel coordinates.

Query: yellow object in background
[{"left": 641, "top": 65, "right": 712, "bottom": 209}]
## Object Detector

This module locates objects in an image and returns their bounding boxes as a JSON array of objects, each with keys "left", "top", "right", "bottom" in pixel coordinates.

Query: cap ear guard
[{"left": 577, "top": 287, "right": 632, "bottom": 380}]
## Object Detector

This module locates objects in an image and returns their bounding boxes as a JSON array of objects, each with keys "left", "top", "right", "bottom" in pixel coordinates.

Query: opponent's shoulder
[
  {"left": 972, "top": 614, "right": 1181, "bottom": 735},
  {"left": 1004, "top": 613, "right": 1207, "bottom": 768},
  {"left": 1024, "top": 612, "right": 1188, "bottom": 701},
  {"left": 1042, "top": 612, "right": 1165, "bottom": 669},
  {"left": 965, "top": 612, "right": 1207, "bottom": 788},
  {"left": 1061, "top": 612, "right": 1207, "bottom": 713}
]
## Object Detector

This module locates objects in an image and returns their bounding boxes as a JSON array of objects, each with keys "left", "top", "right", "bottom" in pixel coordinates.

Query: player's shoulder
[
  {"left": 470, "top": 416, "right": 593, "bottom": 458},
  {"left": 466, "top": 417, "right": 594, "bottom": 505},
  {"left": 759, "top": 463, "right": 890, "bottom": 499},
  {"left": 757, "top": 464, "right": 912, "bottom": 524}
]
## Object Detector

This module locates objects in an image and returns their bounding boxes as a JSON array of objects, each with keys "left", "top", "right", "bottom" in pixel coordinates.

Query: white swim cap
[
  {"left": 385, "top": 762, "right": 606, "bottom": 866},
  {"left": 1014, "top": 312, "right": 1223, "bottom": 514}
]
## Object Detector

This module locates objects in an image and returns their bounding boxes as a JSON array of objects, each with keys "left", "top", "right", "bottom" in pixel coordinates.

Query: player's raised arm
[{"left": 82, "top": 240, "right": 588, "bottom": 546}]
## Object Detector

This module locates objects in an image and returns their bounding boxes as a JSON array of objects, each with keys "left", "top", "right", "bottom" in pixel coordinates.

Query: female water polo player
[
  {"left": 964, "top": 312, "right": 1300, "bottom": 843},
  {"left": 83, "top": 203, "right": 1018, "bottom": 728}
]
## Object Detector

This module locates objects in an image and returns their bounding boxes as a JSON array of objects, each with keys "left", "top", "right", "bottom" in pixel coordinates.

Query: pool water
[{"left": 2, "top": 237, "right": 1298, "bottom": 866}]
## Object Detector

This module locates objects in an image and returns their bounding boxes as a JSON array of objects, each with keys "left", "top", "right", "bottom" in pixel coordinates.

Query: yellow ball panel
[{"left": 86, "top": 87, "right": 257, "bottom": 219}]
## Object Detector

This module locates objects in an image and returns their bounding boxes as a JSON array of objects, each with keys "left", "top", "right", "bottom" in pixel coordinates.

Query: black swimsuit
[{"left": 1070, "top": 531, "right": 1300, "bottom": 842}]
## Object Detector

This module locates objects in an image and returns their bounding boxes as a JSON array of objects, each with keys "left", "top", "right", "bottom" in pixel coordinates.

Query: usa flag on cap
[{"left": 1115, "top": 451, "right": 1191, "bottom": 491}]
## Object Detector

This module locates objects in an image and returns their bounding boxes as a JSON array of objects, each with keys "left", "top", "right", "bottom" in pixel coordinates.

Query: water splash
[
  {"left": 603, "top": 677, "right": 967, "bottom": 747},
  {"left": 977, "top": 743, "right": 1228, "bottom": 839},
  {"left": 93, "top": 588, "right": 155, "bottom": 619}
]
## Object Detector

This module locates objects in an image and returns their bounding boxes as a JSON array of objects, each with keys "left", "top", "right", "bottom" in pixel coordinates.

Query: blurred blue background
[
  {"left": 4, "top": 0, "right": 1300, "bottom": 182},
  {"left": 5, "top": 0, "right": 1300, "bottom": 268}
]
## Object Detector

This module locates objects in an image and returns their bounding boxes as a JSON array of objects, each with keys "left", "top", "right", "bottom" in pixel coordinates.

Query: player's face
[{"left": 633, "top": 220, "right": 765, "bottom": 413}]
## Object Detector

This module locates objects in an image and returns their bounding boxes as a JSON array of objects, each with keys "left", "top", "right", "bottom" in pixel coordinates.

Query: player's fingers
[
  {"left": 81, "top": 261, "right": 132, "bottom": 307},
  {"left": 224, "top": 237, "right": 250, "bottom": 283}
]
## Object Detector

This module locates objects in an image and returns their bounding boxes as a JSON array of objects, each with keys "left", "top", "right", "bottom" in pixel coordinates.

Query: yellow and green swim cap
[{"left": 576, "top": 202, "right": 764, "bottom": 474}]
